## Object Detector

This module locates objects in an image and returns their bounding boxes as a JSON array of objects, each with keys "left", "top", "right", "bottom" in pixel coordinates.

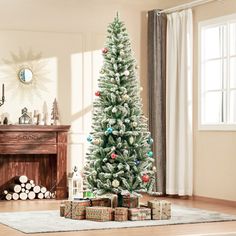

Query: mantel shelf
[{"left": 0, "top": 125, "right": 70, "bottom": 132}]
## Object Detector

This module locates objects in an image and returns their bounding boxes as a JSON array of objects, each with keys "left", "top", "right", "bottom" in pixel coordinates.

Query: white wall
[
  {"left": 0, "top": 0, "right": 166, "bottom": 173},
  {"left": 193, "top": 0, "right": 236, "bottom": 201}
]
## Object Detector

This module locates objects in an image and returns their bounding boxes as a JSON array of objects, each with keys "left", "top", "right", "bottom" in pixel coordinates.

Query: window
[{"left": 199, "top": 14, "right": 236, "bottom": 130}]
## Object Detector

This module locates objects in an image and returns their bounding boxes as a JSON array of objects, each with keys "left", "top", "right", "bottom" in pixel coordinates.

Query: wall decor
[
  {"left": 2, "top": 48, "right": 52, "bottom": 100},
  {"left": 51, "top": 98, "right": 59, "bottom": 125},
  {"left": 19, "top": 107, "right": 31, "bottom": 124}
]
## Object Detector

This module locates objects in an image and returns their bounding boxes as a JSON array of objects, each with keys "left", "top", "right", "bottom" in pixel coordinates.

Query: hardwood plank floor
[{"left": 0, "top": 196, "right": 236, "bottom": 236}]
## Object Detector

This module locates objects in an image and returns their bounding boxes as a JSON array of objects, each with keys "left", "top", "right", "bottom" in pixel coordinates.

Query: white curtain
[{"left": 166, "top": 9, "right": 193, "bottom": 196}]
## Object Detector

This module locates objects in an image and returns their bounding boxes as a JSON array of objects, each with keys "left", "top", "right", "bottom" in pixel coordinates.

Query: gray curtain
[{"left": 148, "top": 10, "right": 167, "bottom": 194}]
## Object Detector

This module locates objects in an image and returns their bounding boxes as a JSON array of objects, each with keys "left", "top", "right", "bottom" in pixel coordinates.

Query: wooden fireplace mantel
[{"left": 0, "top": 125, "right": 70, "bottom": 199}]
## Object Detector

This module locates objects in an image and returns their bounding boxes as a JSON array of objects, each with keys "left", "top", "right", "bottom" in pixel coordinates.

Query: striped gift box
[
  {"left": 86, "top": 207, "right": 114, "bottom": 221},
  {"left": 148, "top": 200, "right": 171, "bottom": 220},
  {"left": 91, "top": 198, "right": 112, "bottom": 207},
  {"left": 114, "top": 207, "right": 128, "bottom": 221},
  {"left": 64, "top": 200, "right": 72, "bottom": 218},
  {"left": 119, "top": 195, "right": 139, "bottom": 208},
  {"left": 71, "top": 200, "right": 91, "bottom": 220},
  {"left": 128, "top": 207, "right": 151, "bottom": 221}
]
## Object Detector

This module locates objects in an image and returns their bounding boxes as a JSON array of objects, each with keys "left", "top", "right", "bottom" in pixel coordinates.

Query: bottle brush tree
[{"left": 84, "top": 14, "right": 155, "bottom": 196}]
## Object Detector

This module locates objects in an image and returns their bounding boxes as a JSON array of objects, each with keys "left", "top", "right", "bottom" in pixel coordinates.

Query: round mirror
[{"left": 18, "top": 68, "right": 33, "bottom": 84}]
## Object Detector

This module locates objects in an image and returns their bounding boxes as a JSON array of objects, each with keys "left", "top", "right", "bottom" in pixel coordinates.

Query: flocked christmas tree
[{"left": 84, "top": 14, "right": 155, "bottom": 196}]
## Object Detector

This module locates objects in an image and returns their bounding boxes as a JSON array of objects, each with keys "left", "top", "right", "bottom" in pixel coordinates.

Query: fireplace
[{"left": 0, "top": 125, "right": 70, "bottom": 199}]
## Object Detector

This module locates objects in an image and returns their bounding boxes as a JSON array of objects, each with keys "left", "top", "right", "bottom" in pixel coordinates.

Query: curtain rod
[{"left": 158, "top": 0, "right": 220, "bottom": 14}]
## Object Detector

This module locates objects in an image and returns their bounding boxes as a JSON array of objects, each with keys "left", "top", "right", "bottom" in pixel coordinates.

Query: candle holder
[{"left": 0, "top": 84, "right": 5, "bottom": 107}]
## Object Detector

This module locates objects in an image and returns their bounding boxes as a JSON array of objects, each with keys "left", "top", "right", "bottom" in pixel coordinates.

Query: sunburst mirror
[{"left": 1, "top": 48, "right": 51, "bottom": 100}]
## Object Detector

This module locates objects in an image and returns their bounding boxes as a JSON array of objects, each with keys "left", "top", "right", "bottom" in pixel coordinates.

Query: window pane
[
  {"left": 229, "top": 90, "right": 236, "bottom": 123},
  {"left": 203, "top": 91, "right": 223, "bottom": 123},
  {"left": 204, "top": 59, "right": 223, "bottom": 91},
  {"left": 204, "top": 26, "right": 221, "bottom": 60},
  {"left": 230, "top": 23, "right": 236, "bottom": 56},
  {"left": 230, "top": 57, "right": 236, "bottom": 88}
]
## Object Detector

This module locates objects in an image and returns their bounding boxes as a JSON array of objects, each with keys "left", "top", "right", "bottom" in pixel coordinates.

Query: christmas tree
[
  {"left": 51, "top": 98, "right": 59, "bottom": 125},
  {"left": 84, "top": 14, "right": 155, "bottom": 196}
]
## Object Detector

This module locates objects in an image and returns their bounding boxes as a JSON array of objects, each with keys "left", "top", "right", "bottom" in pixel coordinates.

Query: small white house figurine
[{"left": 68, "top": 166, "right": 83, "bottom": 200}]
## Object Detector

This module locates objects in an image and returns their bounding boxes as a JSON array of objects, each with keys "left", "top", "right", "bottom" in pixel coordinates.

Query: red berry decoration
[
  {"left": 95, "top": 91, "right": 100, "bottom": 96},
  {"left": 142, "top": 174, "right": 150, "bottom": 183},
  {"left": 111, "top": 153, "right": 118, "bottom": 159},
  {"left": 102, "top": 48, "right": 108, "bottom": 54}
]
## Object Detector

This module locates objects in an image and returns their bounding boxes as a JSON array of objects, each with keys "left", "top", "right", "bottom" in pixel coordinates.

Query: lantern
[{"left": 68, "top": 166, "right": 83, "bottom": 200}]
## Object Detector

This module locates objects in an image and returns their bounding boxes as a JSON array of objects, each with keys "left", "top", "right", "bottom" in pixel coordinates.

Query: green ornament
[{"left": 147, "top": 151, "right": 153, "bottom": 157}]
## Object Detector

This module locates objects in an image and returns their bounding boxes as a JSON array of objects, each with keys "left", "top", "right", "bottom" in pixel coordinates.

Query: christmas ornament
[
  {"left": 92, "top": 139, "right": 100, "bottom": 145},
  {"left": 110, "top": 78, "right": 115, "bottom": 83},
  {"left": 102, "top": 48, "right": 108, "bottom": 54},
  {"left": 124, "top": 70, "right": 130, "bottom": 76},
  {"left": 152, "top": 166, "right": 157, "bottom": 172},
  {"left": 122, "top": 94, "right": 129, "bottom": 101},
  {"left": 112, "top": 179, "right": 120, "bottom": 188},
  {"left": 129, "top": 136, "right": 134, "bottom": 144},
  {"left": 111, "top": 146, "right": 116, "bottom": 151},
  {"left": 115, "top": 73, "right": 120, "bottom": 77},
  {"left": 87, "top": 135, "right": 92, "bottom": 142},
  {"left": 123, "top": 149, "right": 129, "bottom": 155},
  {"left": 132, "top": 122, "right": 138, "bottom": 127},
  {"left": 95, "top": 91, "right": 100, "bottom": 96},
  {"left": 147, "top": 151, "right": 153, "bottom": 157},
  {"left": 135, "top": 160, "right": 140, "bottom": 165},
  {"left": 118, "top": 44, "right": 124, "bottom": 48},
  {"left": 112, "top": 107, "right": 117, "bottom": 113},
  {"left": 142, "top": 174, "right": 150, "bottom": 183},
  {"left": 107, "top": 127, "right": 113, "bottom": 134},
  {"left": 124, "top": 118, "right": 130, "bottom": 123},
  {"left": 148, "top": 137, "right": 154, "bottom": 145},
  {"left": 111, "top": 153, "right": 118, "bottom": 159}
]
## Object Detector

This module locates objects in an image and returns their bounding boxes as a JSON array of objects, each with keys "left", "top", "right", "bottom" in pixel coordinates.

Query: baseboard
[{"left": 193, "top": 195, "right": 236, "bottom": 207}]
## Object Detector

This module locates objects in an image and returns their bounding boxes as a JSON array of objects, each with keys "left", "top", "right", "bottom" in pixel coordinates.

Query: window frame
[{"left": 198, "top": 14, "right": 236, "bottom": 131}]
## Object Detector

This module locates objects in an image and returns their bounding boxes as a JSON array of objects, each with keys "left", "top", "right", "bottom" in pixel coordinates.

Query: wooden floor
[{"left": 0, "top": 196, "right": 236, "bottom": 236}]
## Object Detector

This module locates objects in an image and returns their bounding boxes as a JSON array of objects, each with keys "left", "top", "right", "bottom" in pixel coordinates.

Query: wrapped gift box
[
  {"left": 91, "top": 197, "right": 112, "bottom": 207},
  {"left": 60, "top": 203, "right": 65, "bottom": 217},
  {"left": 114, "top": 207, "right": 128, "bottom": 221},
  {"left": 86, "top": 207, "right": 114, "bottom": 222},
  {"left": 128, "top": 207, "right": 151, "bottom": 221},
  {"left": 64, "top": 200, "right": 72, "bottom": 218},
  {"left": 119, "top": 195, "right": 139, "bottom": 208},
  {"left": 103, "top": 194, "right": 118, "bottom": 208},
  {"left": 148, "top": 200, "right": 171, "bottom": 220},
  {"left": 72, "top": 200, "right": 91, "bottom": 220}
]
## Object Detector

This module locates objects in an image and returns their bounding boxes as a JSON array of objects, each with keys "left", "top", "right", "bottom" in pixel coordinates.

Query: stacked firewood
[{"left": 1, "top": 175, "right": 56, "bottom": 201}]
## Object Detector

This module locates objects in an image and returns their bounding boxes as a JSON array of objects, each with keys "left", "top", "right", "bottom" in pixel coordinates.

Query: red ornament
[
  {"left": 142, "top": 174, "right": 150, "bottom": 183},
  {"left": 95, "top": 91, "right": 100, "bottom": 96},
  {"left": 111, "top": 153, "right": 118, "bottom": 159},
  {"left": 102, "top": 48, "right": 108, "bottom": 54}
]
